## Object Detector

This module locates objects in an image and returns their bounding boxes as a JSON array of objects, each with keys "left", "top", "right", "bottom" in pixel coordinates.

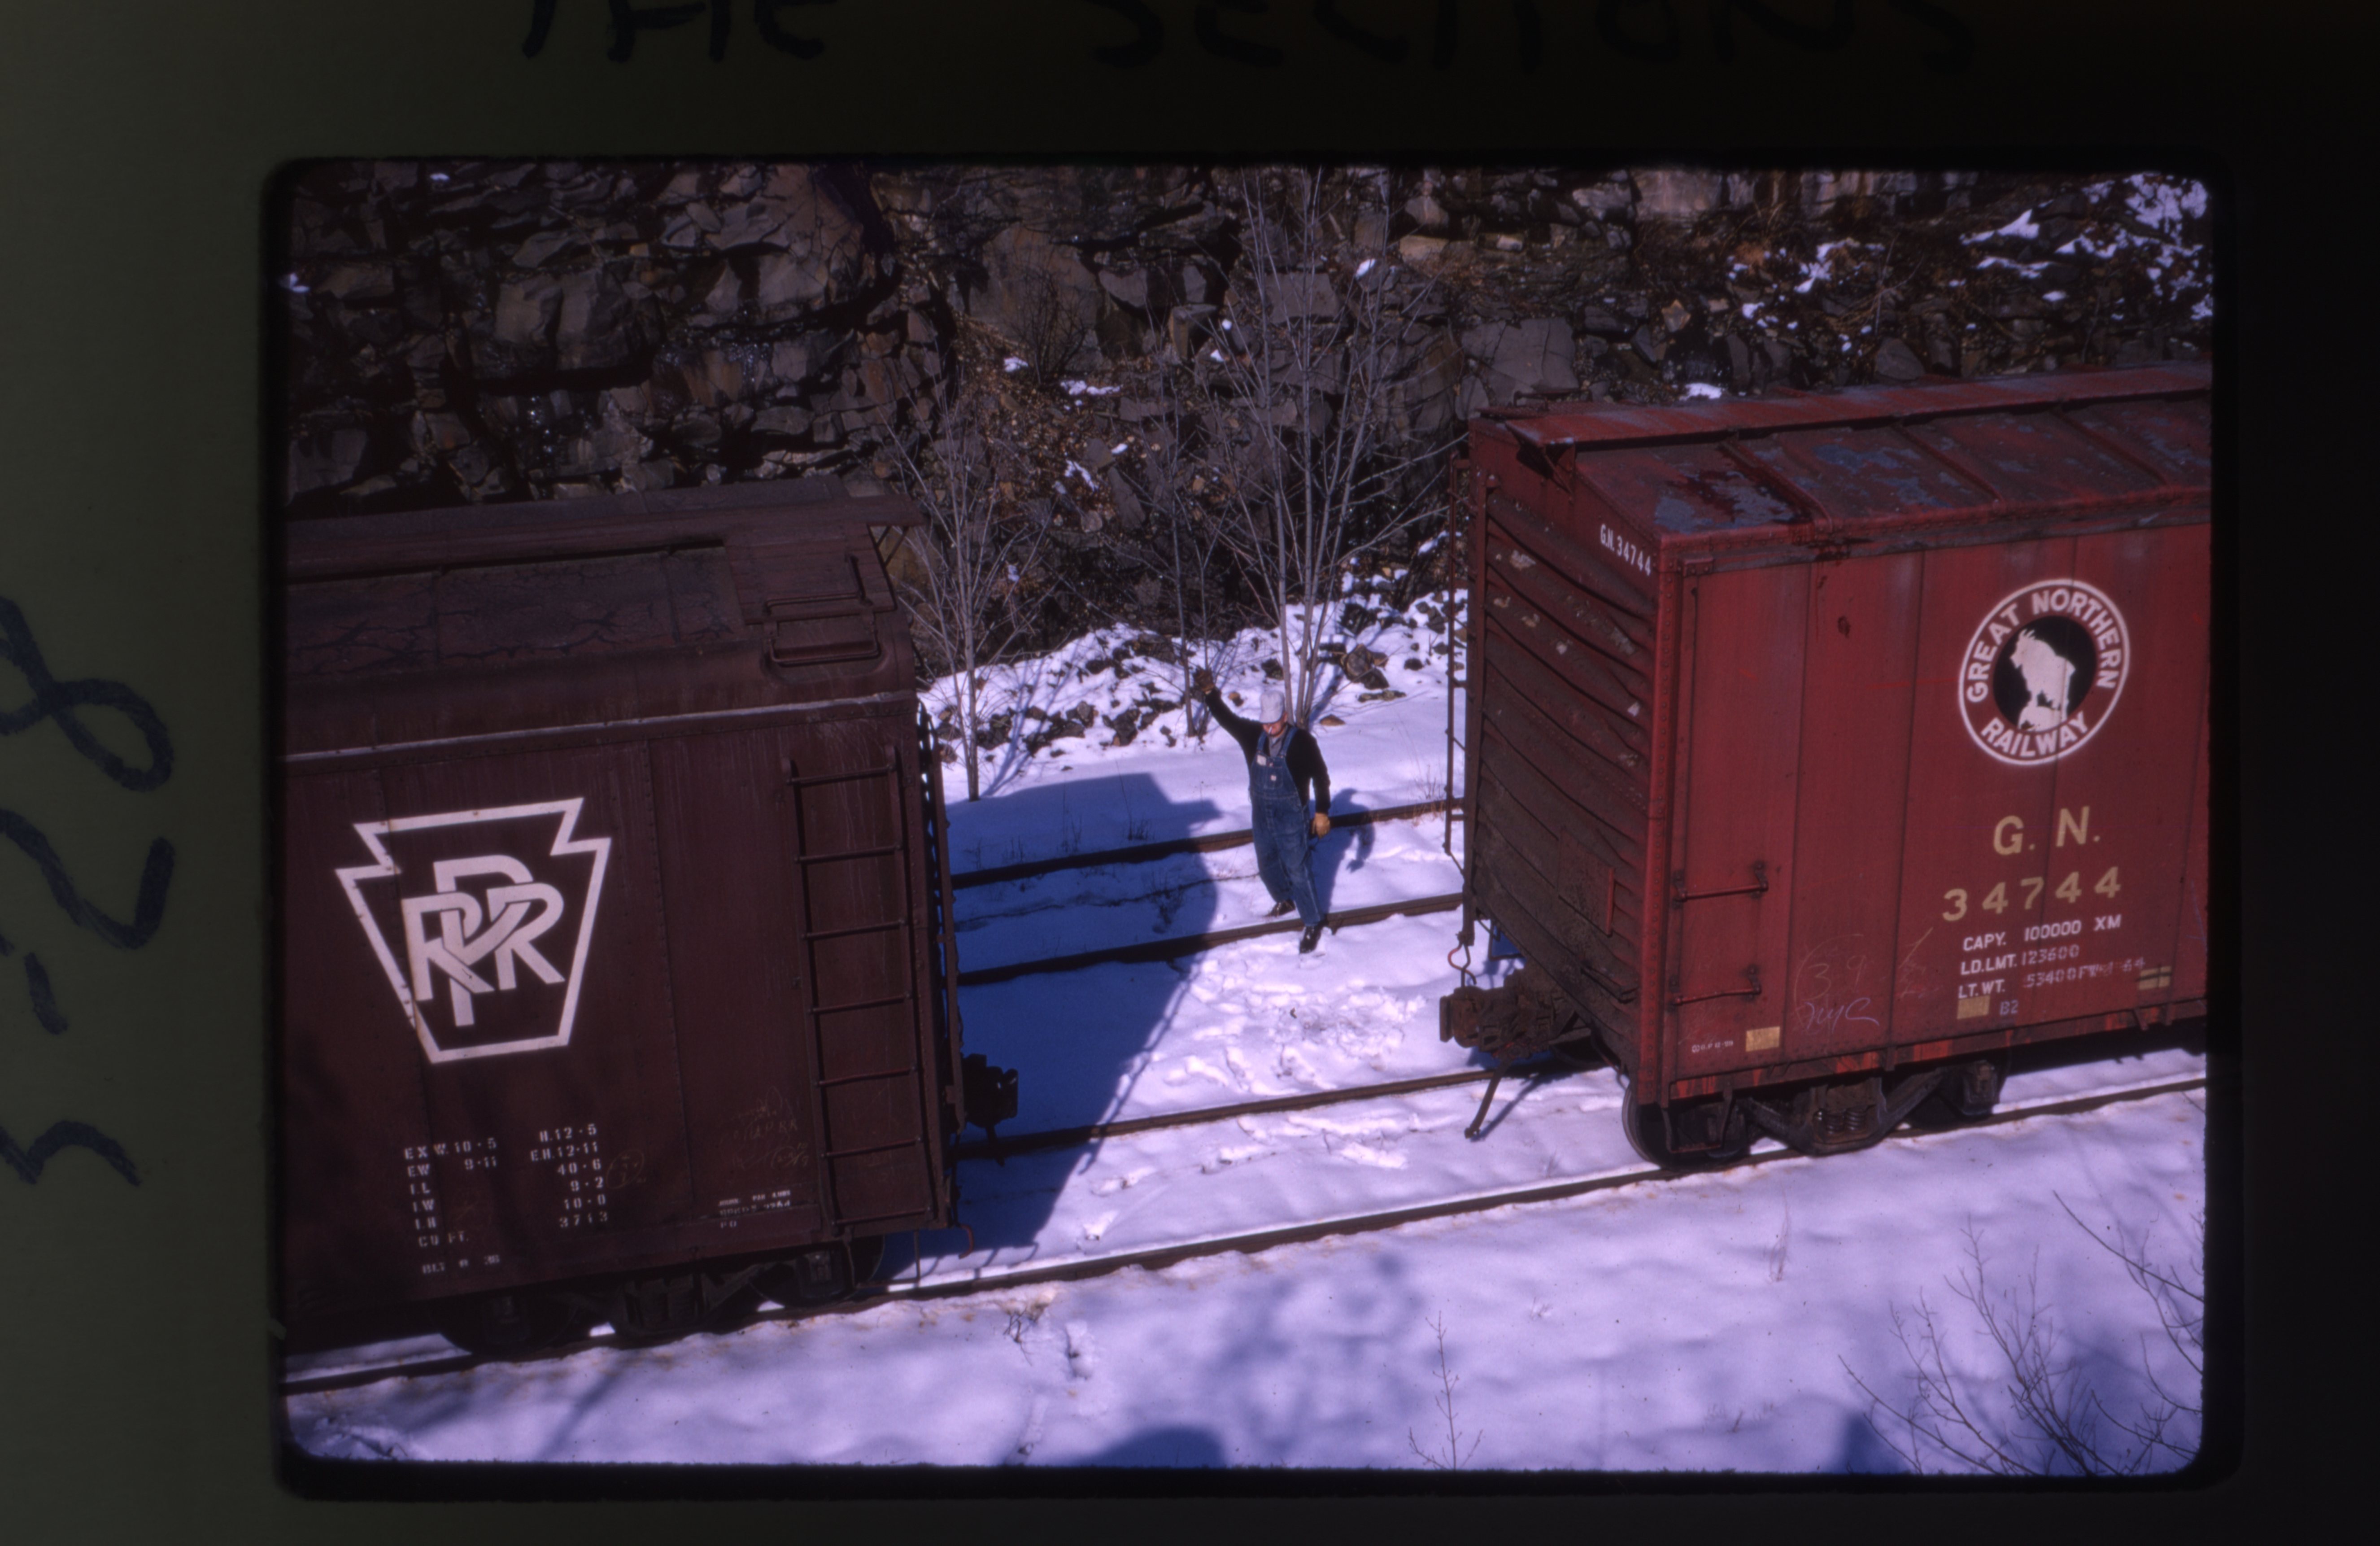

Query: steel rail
[
  {"left": 955, "top": 891, "right": 1465, "bottom": 987},
  {"left": 278, "top": 1072, "right": 2206, "bottom": 1398},
  {"left": 949, "top": 799, "right": 1454, "bottom": 890},
  {"left": 953, "top": 1059, "right": 1556, "bottom": 1163}
]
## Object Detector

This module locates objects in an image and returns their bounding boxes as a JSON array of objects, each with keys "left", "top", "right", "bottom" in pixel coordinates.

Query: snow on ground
[
  {"left": 963, "top": 906, "right": 1470, "bottom": 1138},
  {"left": 954, "top": 817, "right": 1461, "bottom": 983},
  {"left": 290, "top": 1079, "right": 2204, "bottom": 1471},
  {"left": 284, "top": 592, "right": 2209, "bottom": 1473},
  {"left": 930, "top": 598, "right": 1461, "bottom": 872}
]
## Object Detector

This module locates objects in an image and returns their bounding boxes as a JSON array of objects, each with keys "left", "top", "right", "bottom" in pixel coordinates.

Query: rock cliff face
[{"left": 281, "top": 160, "right": 2210, "bottom": 633}]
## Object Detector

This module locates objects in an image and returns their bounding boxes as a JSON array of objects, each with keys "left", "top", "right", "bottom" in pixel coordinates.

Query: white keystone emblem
[{"left": 336, "top": 799, "right": 612, "bottom": 1064}]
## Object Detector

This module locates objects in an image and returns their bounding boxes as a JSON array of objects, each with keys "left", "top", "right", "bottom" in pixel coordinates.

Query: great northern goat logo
[
  {"left": 1959, "top": 579, "right": 2131, "bottom": 767},
  {"left": 335, "top": 799, "right": 611, "bottom": 1064}
]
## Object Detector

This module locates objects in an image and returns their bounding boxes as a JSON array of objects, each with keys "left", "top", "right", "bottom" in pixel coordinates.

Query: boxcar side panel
[
  {"left": 1471, "top": 722, "right": 1646, "bottom": 1026},
  {"left": 2174, "top": 683, "right": 2213, "bottom": 1006},
  {"left": 1485, "top": 493, "right": 1660, "bottom": 673},
  {"left": 283, "top": 769, "right": 436, "bottom": 1319},
  {"left": 1778, "top": 551, "right": 1926, "bottom": 1068},
  {"left": 1473, "top": 789, "right": 1639, "bottom": 1013},
  {"left": 383, "top": 744, "right": 697, "bottom": 1274},
  {"left": 2024, "top": 525, "right": 2211, "bottom": 1025},
  {"left": 1887, "top": 537, "right": 2077, "bottom": 1039},
  {"left": 1471, "top": 476, "right": 1657, "bottom": 1039},
  {"left": 1474, "top": 632, "right": 1653, "bottom": 857},
  {"left": 1666, "top": 564, "right": 1807, "bottom": 1079},
  {"left": 647, "top": 726, "right": 825, "bottom": 1234}
]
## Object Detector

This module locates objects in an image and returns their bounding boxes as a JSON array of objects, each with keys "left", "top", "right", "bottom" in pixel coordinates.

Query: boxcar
[
  {"left": 1440, "top": 364, "right": 2212, "bottom": 1162},
  {"left": 279, "top": 478, "right": 1002, "bottom": 1353}
]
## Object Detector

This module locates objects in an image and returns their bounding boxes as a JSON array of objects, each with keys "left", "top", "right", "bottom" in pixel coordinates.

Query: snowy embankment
[
  {"left": 284, "top": 592, "right": 2208, "bottom": 1472},
  {"left": 290, "top": 1078, "right": 2205, "bottom": 1471}
]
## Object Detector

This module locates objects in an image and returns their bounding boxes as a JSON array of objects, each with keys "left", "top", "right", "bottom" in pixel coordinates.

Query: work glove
[
  {"left": 1191, "top": 667, "right": 1216, "bottom": 695},
  {"left": 1311, "top": 812, "right": 1331, "bottom": 838}
]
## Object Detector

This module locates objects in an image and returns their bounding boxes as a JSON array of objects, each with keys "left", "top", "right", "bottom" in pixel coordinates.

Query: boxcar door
[
  {"left": 1777, "top": 552, "right": 1925, "bottom": 1067},
  {"left": 1665, "top": 563, "right": 1806, "bottom": 1084}
]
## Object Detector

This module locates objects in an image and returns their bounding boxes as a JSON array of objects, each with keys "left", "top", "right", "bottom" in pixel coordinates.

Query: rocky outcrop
[
  {"left": 283, "top": 161, "right": 915, "bottom": 512},
  {"left": 281, "top": 161, "right": 2213, "bottom": 612}
]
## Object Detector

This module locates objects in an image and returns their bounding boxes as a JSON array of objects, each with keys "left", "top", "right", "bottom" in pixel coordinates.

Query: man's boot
[
  {"left": 1266, "top": 898, "right": 1297, "bottom": 918},
  {"left": 1298, "top": 924, "right": 1322, "bottom": 954}
]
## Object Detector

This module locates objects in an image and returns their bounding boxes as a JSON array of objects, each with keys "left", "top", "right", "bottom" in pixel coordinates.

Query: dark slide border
[{"left": 0, "top": 0, "right": 2354, "bottom": 1537}]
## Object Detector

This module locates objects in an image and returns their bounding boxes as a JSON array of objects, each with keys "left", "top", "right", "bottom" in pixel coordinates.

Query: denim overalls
[{"left": 1250, "top": 725, "right": 1322, "bottom": 929}]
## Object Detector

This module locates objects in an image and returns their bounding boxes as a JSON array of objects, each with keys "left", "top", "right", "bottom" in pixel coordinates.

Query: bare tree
[
  {"left": 1112, "top": 356, "right": 1237, "bottom": 738},
  {"left": 883, "top": 374, "right": 1048, "bottom": 801},
  {"left": 1006, "top": 260, "right": 1095, "bottom": 389},
  {"left": 1844, "top": 1200, "right": 2206, "bottom": 1476},
  {"left": 1190, "top": 167, "right": 1462, "bottom": 724}
]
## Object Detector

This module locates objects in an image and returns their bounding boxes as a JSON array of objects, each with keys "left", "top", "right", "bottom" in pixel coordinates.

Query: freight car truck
[
  {"left": 279, "top": 479, "right": 1013, "bottom": 1354},
  {"left": 1440, "top": 364, "right": 2211, "bottom": 1164}
]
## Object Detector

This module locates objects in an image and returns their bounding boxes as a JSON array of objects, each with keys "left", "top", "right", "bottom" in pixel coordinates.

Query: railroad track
[
  {"left": 954, "top": 1060, "right": 1542, "bottom": 1162},
  {"left": 948, "top": 798, "right": 1454, "bottom": 891},
  {"left": 948, "top": 795, "right": 1463, "bottom": 986},
  {"left": 957, "top": 890, "right": 1464, "bottom": 986},
  {"left": 279, "top": 1068, "right": 2206, "bottom": 1397}
]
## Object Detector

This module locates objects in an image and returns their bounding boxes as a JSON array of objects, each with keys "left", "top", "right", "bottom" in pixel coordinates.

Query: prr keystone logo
[
  {"left": 336, "top": 799, "right": 611, "bottom": 1063},
  {"left": 1959, "top": 580, "right": 2130, "bottom": 766}
]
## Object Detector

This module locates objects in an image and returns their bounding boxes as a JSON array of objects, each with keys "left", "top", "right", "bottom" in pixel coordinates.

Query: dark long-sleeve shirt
[{"left": 1200, "top": 688, "right": 1331, "bottom": 814}]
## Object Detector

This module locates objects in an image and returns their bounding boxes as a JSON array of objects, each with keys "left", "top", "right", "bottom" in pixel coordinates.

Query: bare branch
[
  {"left": 1407, "top": 1311, "right": 1483, "bottom": 1470},
  {"left": 1162, "top": 167, "right": 1462, "bottom": 726},
  {"left": 1846, "top": 1210, "right": 2207, "bottom": 1475},
  {"left": 881, "top": 370, "right": 1050, "bottom": 800}
]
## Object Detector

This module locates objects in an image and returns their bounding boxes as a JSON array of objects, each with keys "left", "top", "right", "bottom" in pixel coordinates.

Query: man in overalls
[{"left": 1193, "top": 668, "right": 1333, "bottom": 953}]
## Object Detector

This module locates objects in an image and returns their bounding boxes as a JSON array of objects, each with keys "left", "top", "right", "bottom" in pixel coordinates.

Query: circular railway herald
[{"left": 1962, "top": 578, "right": 2132, "bottom": 766}]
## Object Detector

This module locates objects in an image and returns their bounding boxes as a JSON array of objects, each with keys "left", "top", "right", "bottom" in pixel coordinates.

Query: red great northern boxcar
[
  {"left": 279, "top": 478, "right": 1001, "bottom": 1354},
  {"left": 1442, "top": 363, "right": 2212, "bottom": 1162}
]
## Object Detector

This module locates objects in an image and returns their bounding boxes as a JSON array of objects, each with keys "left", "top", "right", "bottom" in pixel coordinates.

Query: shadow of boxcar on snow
[{"left": 923, "top": 770, "right": 1223, "bottom": 1253}]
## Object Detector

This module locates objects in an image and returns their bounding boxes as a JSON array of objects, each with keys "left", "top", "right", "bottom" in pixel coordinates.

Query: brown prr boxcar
[
  {"left": 279, "top": 478, "right": 992, "bottom": 1353},
  {"left": 1441, "top": 364, "right": 2211, "bottom": 1162}
]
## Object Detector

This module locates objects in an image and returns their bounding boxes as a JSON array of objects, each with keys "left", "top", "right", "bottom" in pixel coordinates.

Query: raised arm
[{"left": 1192, "top": 668, "right": 1259, "bottom": 753}]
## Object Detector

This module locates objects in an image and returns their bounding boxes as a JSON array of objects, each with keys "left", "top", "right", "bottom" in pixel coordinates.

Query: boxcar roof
[
  {"left": 1488, "top": 362, "right": 2211, "bottom": 537},
  {"left": 281, "top": 478, "right": 922, "bottom": 758},
  {"left": 283, "top": 476, "right": 917, "bottom": 580}
]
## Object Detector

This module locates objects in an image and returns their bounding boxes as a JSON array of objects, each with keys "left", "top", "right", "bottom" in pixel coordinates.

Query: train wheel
[
  {"left": 602, "top": 1269, "right": 764, "bottom": 1346},
  {"left": 1902, "top": 1087, "right": 1966, "bottom": 1131},
  {"left": 436, "top": 1288, "right": 581, "bottom": 1357},
  {"left": 603, "top": 1275, "right": 702, "bottom": 1346},
  {"left": 1621, "top": 1096, "right": 1678, "bottom": 1166},
  {"left": 1905, "top": 1058, "right": 2004, "bottom": 1130}
]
